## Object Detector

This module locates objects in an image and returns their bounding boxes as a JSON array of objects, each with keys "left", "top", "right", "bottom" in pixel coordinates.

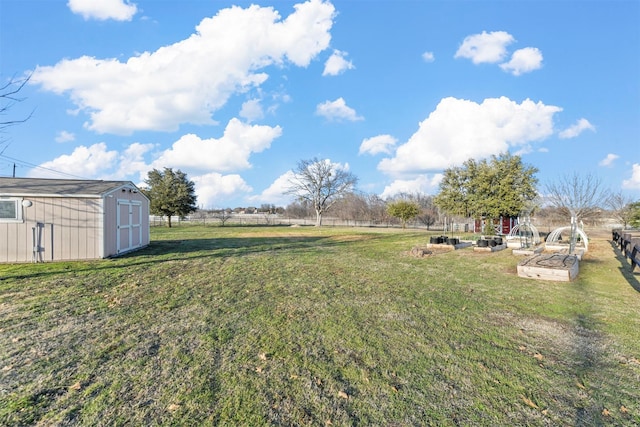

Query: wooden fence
[{"left": 612, "top": 230, "right": 640, "bottom": 272}]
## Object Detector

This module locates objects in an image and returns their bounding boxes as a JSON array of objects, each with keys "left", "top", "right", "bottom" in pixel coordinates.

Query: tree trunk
[
  {"left": 315, "top": 210, "right": 323, "bottom": 227},
  {"left": 167, "top": 215, "right": 172, "bottom": 228}
]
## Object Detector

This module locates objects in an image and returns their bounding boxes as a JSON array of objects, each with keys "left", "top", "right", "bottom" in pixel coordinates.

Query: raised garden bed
[
  {"left": 474, "top": 236, "right": 507, "bottom": 252},
  {"left": 517, "top": 253, "right": 579, "bottom": 281},
  {"left": 427, "top": 236, "right": 472, "bottom": 250},
  {"left": 512, "top": 245, "right": 544, "bottom": 256}
]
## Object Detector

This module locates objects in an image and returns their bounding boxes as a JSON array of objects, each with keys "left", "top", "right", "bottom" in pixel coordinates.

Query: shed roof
[{"left": 0, "top": 177, "right": 141, "bottom": 198}]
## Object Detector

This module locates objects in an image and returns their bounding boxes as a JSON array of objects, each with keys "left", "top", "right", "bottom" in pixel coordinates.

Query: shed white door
[{"left": 117, "top": 200, "right": 142, "bottom": 254}]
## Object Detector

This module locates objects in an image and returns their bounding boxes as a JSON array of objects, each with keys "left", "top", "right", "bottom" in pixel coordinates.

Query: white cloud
[
  {"left": 422, "top": 51, "right": 435, "bottom": 62},
  {"left": 599, "top": 153, "right": 619, "bottom": 167},
  {"left": 29, "top": 141, "right": 154, "bottom": 181},
  {"left": 152, "top": 118, "right": 282, "bottom": 172},
  {"left": 27, "top": 119, "right": 281, "bottom": 205},
  {"left": 359, "top": 134, "right": 397, "bottom": 155},
  {"left": 455, "top": 31, "right": 515, "bottom": 64},
  {"left": 378, "top": 96, "right": 562, "bottom": 175},
  {"left": 559, "top": 118, "right": 596, "bottom": 139},
  {"left": 29, "top": 142, "right": 118, "bottom": 178},
  {"left": 67, "top": 0, "right": 138, "bottom": 21},
  {"left": 456, "top": 31, "right": 543, "bottom": 75},
  {"left": 622, "top": 164, "right": 640, "bottom": 190},
  {"left": 316, "top": 97, "right": 363, "bottom": 121},
  {"left": 55, "top": 130, "right": 75, "bottom": 143},
  {"left": 32, "top": 0, "right": 336, "bottom": 135},
  {"left": 499, "top": 47, "right": 543, "bottom": 76},
  {"left": 513, "top": 145, "right": 534, "bottom": 156},
  {"left": 248, "top": 170, "right": 296, "bottom": 206},
  {"left": 239, "top": 99, "right": 264, "bottom": 123},
  {"left": 380, "top": 174, "right": 443, "bottom": 199},
  {"left": 111, "top": 142, "right": 155, "bottom": 180},
  {"left": 192, "top": 172, "right": 253, "bottom": 209},
  {"left": 323, "top": 50, "right": 355, "bottom": 76}
]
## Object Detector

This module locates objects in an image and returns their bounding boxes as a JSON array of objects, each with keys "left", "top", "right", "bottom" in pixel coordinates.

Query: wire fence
[{"left": 150, "top": 213, "right": 472, "bottom": 232}]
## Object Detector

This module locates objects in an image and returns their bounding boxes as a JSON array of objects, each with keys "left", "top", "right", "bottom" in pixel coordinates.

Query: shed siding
[
  {"left": 51, "top": 199, "right": 64, "bottom": 260},
  {"left": 0, "top": 196, "right": 102, "bottom": 263},
  {"left": 0, "top": 222, "right": 20, "bottom": 263},
  {"left": 1, "top": 179, "right": 149, "bottom": 263}
]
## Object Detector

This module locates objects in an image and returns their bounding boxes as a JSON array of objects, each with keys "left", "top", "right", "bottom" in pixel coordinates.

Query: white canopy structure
[
  {"left": 506, "top": 221, "right": 541, "bottom": 248},
  {"left": 545, "top": 225, "right": 589, "bottom": 253}
]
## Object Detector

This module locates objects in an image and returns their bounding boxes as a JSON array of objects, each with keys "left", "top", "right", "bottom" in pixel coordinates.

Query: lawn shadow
[
  {"left": 570, "top": 312, "right": 608, "bottom": 426},
  {"left": 0, "top": 235, "right": 338, "bottom": 281},
  {"left": 608, "top": 240, "right": 640, "bottom": 293},
  {"left": 567, "top": 274, "right": 622, "bottom": 425},
  {"left": 135, "top": 235, "right": 331, "bottom": 256}
]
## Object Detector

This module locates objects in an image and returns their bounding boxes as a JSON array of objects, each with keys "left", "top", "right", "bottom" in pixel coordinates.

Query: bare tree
[
  {"left": 365, "top": 193, "right": 389, "bottom": 224},
  {"left": 1, "top": 74, "right": 34, "bottom": 152},
  {"left": 285, "top": 157, "right": 358, "bottom": 226},
  {"left": 606, "top": 191, "right": 637, "bottom": 229},
  {"left": 416, "top": 206, "right": 438, "bottom": 229},
  {"left": 535, "top": 206, "right": 566, "bottom": 230},
  {"left": 212, "top": 209, "right": 233, "bottom": 226},
  {"left": 285, "top": 200, "right": 312, "bottom": 219},
  {"left": 333, "top": 192, "right": 370, "bottom": 224},
  {"left": 543, "top": 172, "right": 607, "bottom": 223}
]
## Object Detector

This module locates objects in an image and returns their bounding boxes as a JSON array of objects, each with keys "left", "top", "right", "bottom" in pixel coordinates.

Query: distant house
[{"left": 0, "top": 178, "right": 150, "bottom": 263}]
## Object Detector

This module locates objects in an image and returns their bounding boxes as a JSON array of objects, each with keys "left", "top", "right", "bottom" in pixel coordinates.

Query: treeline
[
  {"left": 190, "top": 192, "right": 446, "bottom": 229},
  {"left": 186, "top": 192, "right": 637, "bottom": 230},
  {"left": 287, "top": 192, "right": 440, "bottom": 228}
]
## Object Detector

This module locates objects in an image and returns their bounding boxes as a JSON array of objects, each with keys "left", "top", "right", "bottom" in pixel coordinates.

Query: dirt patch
[
  {"left": 488, "top": 311, "right": 609, "bottom": 367},
  {"left": 516, "top": 316, "right": 606, "bottom": 363},
  {"left": 408, "top": 246, "right": 451, "bottom": 257}
]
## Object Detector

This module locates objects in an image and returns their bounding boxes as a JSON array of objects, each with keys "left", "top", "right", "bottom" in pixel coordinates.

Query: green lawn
[{"left": 1, "top": 225, "right": 639, "bottom": 426}]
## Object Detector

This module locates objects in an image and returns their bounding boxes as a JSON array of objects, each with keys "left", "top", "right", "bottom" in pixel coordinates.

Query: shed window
[{"left": 0, "top": 198, "right": 22, "bottom": 222}]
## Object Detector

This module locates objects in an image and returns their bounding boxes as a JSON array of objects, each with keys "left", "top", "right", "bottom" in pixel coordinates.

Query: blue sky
[{"left": 1, "top": 0, "right": 639, "bottom": 209}]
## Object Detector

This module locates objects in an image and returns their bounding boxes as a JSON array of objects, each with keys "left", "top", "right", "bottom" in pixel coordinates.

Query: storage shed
[{"left": 0, "top": 178, "right": 150, "bottom": 263}]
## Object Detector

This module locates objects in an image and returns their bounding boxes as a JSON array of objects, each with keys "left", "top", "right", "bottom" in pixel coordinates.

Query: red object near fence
[{"left": 474, "top": 216, "right": 517, "bottom": 235}]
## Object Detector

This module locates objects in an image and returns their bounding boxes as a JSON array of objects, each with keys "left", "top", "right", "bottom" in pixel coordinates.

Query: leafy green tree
[
  {"left": 433, "top": 163, "right": 475, "bottom": 218},
  {"left": 387, "top": 200, "right": 420, "bottom": 229},
  {"left": 388, "top": 192, "right": 438, "bottom": 229},
  {"left": 434, "top": 153, "right": 538, "bottom": 228},
  {"left": 285, "top": 158, "right": 358, "bottom": 226},
  {"left": 143, "top": 167, "right": 197, "bottom": 227},
  {"left": 630, "top": 201, "right": 640, "bottom": 228}
]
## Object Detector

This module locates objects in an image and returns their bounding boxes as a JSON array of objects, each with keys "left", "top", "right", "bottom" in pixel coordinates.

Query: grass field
[{"left": 1, "top": 225, "right": 639, "bottom": 426}]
